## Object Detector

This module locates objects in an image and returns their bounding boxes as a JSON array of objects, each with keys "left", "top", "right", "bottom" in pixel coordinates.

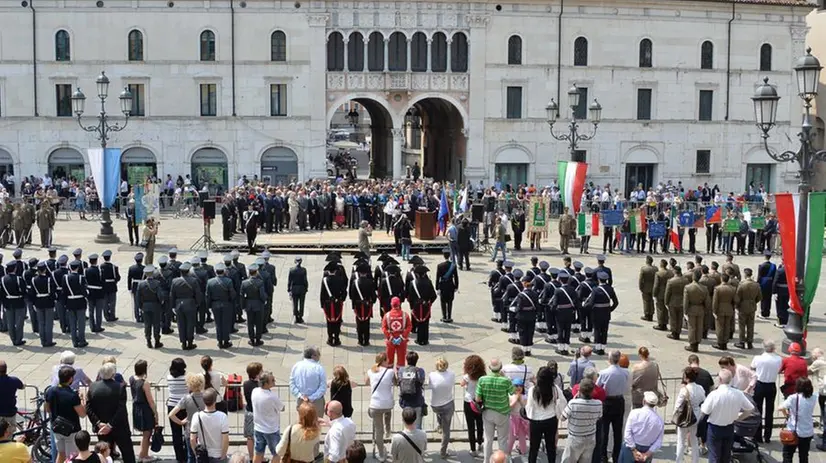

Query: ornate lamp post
[
  {"left": 71, "top": 71, "right": 133, "bottom": 243},
  {"left": 546, "top": 85, "right": 602, "bottom": 160},
  {"left": 751, "top": 48, "right": 826, "bottom": 355}
]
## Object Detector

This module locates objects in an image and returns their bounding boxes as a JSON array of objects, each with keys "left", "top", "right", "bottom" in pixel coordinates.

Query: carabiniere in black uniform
[
  {"left": 510, "top": 272, "right": 540, "bottom": 356},
  {"left": 29, "top": 262, "right": 57, "bottom": 347},
  {"left": 585, "top": 271, "right": 620, "bottom": 356},
  {"left": 350, "top": 262, "right": 376, "bottom": 346},
  {"left": 502, "top": 268, "right": 524, "bottom": 344}
]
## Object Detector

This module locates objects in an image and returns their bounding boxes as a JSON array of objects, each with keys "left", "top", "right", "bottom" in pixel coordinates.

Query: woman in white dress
[{"left": 674, "top": 366, "right": 706, "bottom": 463}]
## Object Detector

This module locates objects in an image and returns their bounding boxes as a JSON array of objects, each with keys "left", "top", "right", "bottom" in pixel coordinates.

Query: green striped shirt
[{"left": 475, "top": 372, "right": 514, "bottom": 415}]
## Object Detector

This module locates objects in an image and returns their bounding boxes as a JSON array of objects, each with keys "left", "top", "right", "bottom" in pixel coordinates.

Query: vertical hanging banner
[
  {"left": 134, "top": 185, "right": 146, "bottom": 224},
  {"left": 679, "top": 211, "right": 696, "bottom": 228},
  {"left": 142, "top": 181, "right": 160, "bottom": 219},
  {"left": 87, "top": 147, "right": 122, "bottom": 208},
  {"left": 527, "top": 196, "right": 547, "bottom": 235},
  {"left": 557, "top": 161, "right": 587, "bottom": 214}
]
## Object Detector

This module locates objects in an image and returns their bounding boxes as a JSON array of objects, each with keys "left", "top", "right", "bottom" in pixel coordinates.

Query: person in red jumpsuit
[{"left": 382, "top": 296, "right": 412, "bottom": 367}]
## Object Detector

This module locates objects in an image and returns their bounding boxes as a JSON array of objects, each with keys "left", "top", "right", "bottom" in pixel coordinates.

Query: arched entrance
[
  {"left": 260, "top": 147, "right": 298, "bottom": 185},
  {"left": 191, "top": 148, "right": 228, "bottom": 196},
  {"left": 404, "top": 97, "right": 466, "bottom": 183},
  {"left": 0, "top": 149, "right": 14, "bottom": 179},
  {"left": 494, "top": 146, "right": 532, "bottom": 187},
  {"left": 48, "top": 148, "right": 85, "bottom": 181},
  {"left": 121, "top": 147, "right": 157, "bottom": 186},
  {"left": 623, "top": 148, "right": 659, "bottom": 198},
  {"left": 328, "top": 96, "right": 394, "bottom": 179}
]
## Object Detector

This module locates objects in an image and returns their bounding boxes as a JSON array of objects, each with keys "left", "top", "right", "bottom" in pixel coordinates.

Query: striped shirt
[
  {"left": 562, "top": 398, "right": 603, "bottom": 437},
  {"left": 475, "top": 372, "right": 514, "bottom": 415},
  {"left": 167, "top": 374, "right": 189, "bottom": 408}
]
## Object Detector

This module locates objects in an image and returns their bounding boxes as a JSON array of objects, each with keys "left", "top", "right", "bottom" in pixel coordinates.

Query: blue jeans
[
  {"left": 401, "top": 243, "right": 411, "bottom": 260},
  {"left": 621, "top": 233, "right": 630, "bottom": 252},
  {"left": 254, "top": 430, "right": 281, "bottom": 456},
  {"left": 491, "top": 242, "right": 507, "bottom": 261},
  {"left": 707, "top": 423, "right": 734, "bottom": 463}
]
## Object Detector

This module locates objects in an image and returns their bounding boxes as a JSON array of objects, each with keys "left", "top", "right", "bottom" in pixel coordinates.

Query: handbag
[
  {"left": 47, "top": 388, "right": 76, "bottom": 436},
  {"left": 671, "top": 386, "right": 697, "bottom": 428},
  {"left": 469, "top": 400, "right": 485, "bottom": 415},
  {"left": 150, "top": 426, "right": 165, "bottom": 452},
  {"left": 779, "top": 397, "right": 799, "bottom": 446},
  {"left": 655, "top": 365, "right": 669, "bottom": 408},
  {"left": 194, "top": 412, "right": 210, "bottom": 463},
  {"left": 282, "top": 425, "right": 293, "bottom": 463}
]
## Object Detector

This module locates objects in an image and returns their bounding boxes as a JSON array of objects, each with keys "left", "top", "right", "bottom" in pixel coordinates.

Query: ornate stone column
[
  {"left": 464, "top": 14, "right": 490, "bottom": 184},
  {"left": 406, "top": 38, "right": 412, "bottom": 71},
  {"left": 307, "top": 13, "right": 330, "bottom": 178},
  {"left": 343, "top": 37, "right": 349, "bottom": 71},
  {"left": 363, "top": 36, "right": 369, "bottom": 72},
  {"left": 391, "top": 128, "right": 405, "bottom": 179},
  {"left": 426, "top": 38, "right": 432, "bottom": 72},
  {"left": 383, "top": 38, "right": 389, "bottom": 72},
  {"left": 446, "top": 38, "right": 452, "bottom": 73}
]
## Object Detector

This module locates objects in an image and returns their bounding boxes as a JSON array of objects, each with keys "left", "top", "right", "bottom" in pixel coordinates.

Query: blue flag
[
  {"left": 648, "top": 221, "right": 667, "bottom": 239},
  {"left": 679, "top": 211, "right": 695, "bottom": 228},
  {"left": 438, "top": 189, "right": 449, "bottom": 230},
  {"left": 87, "top": 147, "right": 122, "bottom": 208},
  {"left": 601, "top": 210, "right": 623, "bottom": 227},
  {"left": 134, "top": 185, "right": 146, "bottom": 224}
]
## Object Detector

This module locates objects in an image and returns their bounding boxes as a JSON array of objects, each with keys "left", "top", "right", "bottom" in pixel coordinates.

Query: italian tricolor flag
[
  {"left": 629, "top": 209, "right": 646, "bottom": 234},
  {"left": 670, "top": 206, "right": 681, "bottom": 251},
  {"left": 578, "top": 213, "right": 600, "bottom": 236},
  {"left": 775, "top": 192, "right": 826, "bottom": 321},
  {"left": 557, "top": 161, "right": 588, "bottom": 214}
]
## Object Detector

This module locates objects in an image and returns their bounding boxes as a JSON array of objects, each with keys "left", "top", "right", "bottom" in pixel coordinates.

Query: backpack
[
  {"left": 398, "top": 366, "right": 422, "bottom": 396},
  {"left": 224, "top": 374, "right": 243, "bottom": 412}
]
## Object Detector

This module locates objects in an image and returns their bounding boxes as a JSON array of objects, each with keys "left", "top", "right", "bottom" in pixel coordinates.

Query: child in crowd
[{"left": 508, "top": 377, "right": 529, "bottom": 455}]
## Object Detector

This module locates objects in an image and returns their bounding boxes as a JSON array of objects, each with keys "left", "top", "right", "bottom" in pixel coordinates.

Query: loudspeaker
[
  {"left": 471, "top": 203, "right": 484, "bottom": 222},
  {"left": 202, "top": 200, "right": 216, "bottom": 220}
]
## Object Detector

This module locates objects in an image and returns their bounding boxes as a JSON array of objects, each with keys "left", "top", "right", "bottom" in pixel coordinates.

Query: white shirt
[
  {"left": 250, "top": 387, "right": 285, "bottom": 434},
  {"left": 502, "top": 363, "right": 534, "bottom": 387},
  {"left": 427, "top": 370, "right": 455, "bottom": 407},
  {"left": 525, "top": 385, "right": 568, "bottom": 420},
  {"left": 367, "top": 367, "right": 395, "bottom": 409},
  {"left": 120, "top": 180, "right": 128, "bottom": 193},
  {"left": 700, "top": 384, "right": 754, "bottom": 426},
  {"left": 190, "top": 410, "right": 229, "bottom": 458},
  {"left": 809, "top": 358, "right": 826, "bottom": 396},
  {"left": 751, "top": 352, "right": 783, "bottom": 383},
  {"left": 730, "top": 364, "right": 757, "bottom": 394},
  {"left": 674, "top": 383, "right": 706, "bottom": 419},
  {"left": 325, "top": 416, "right": 356, "bottom": 462}
]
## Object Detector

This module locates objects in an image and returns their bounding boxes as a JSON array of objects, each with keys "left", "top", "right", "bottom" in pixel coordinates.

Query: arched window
[
  {"left": 388, "top": 32, "right": 407, "bottom": 71},
  {"left": 639, "top": 38, "right": 652, "bottom": 68},
  {"left": 200, "top": 30, "right": 216, "bottom": 61},
  {"left": 347, "top": 32, "right": 364, "bottom": 71},
  {"left": 431, "top": 32, "right": 447, "bottom": 72},
  {"left": 270, "top": 31, "right": 287, "bottom": 62},
  {"left": 55, "top": 30, "right": 71, "bottom": 61},
  {"left": 326, "top": 32, "right": 344, "bottom": 71},
  {"left": 410, "top": 32, "right": 427, "bottom": 72},
  {"left": 128, "top": 30, "right": 143, "bottom": 61},
  {"left": 451, "top": 32, "right": 468, "bottom": 72},
  {"left": 507, "top": 35, "right": 522, "bottom": 65},
  {"left": 701, "top": 41, "right": 714, "bottom": 69},
  {"left": 574, "top": 36, "right": 588, "bottom": 66},
  {"left": 760, "top": 43, "right": 772, "bottom": 72},
  {"left": 367, "top": 32, "right": 384, "bottom": 71}
]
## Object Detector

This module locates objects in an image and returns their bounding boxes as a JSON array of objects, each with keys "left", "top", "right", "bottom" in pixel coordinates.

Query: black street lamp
[
  {"left": 71, "top": 71, "right": 133, "bottom": 243},
  {"left": 751, "top": 48, "right": 825, "bottom": 355},
  {"left": 546, "top": 85, "right": 602, "bottom": 160}
]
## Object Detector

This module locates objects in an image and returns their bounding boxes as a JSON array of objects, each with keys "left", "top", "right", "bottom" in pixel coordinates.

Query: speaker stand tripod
[{"left": 191, "top": 219, "right": 217, "bottom": 252}]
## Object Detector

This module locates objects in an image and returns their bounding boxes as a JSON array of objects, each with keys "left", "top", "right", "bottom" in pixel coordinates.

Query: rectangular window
[
  {"left": 506, "top": 86, "right": 522, "bottom": 119},
  {"left": 698, "top": 90, "right": 713, "bottom": 121},
  {"left": 127, "top": 84, "right": 145, "bottom": 117},
  {"left": 636, "top": 88, "right": 652, "bottom": 120},
  {"left": 696, "top": 150, "right": 711, "bottom": 174},
  {"left": 573, "top": 150, "right": 587, "bottom": 163},
  {"left": 55, "top": 84, "right": 72, "bottom": 117},
  {"left": 573, "top": 87, "right": 588, "bottom": 120},
  {"left": 270, "top": 84, "right": 287, "bottom": 117},
  {"left": 199, "top": 84, "right": 217, "bottom": 117}
]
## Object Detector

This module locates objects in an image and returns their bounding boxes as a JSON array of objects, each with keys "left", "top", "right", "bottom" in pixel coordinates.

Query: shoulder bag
[
  {"left": 654, "top": 364, "right": 669, "bottom": 408},
  {"left": 519, "top": 366, "right": 530, "bottom": 420},
  {"left": 398, "top": 431, "right": 423, "bottom": 456},
  {"left": 47, "top": 387, "right": 76, "bottom": 437},
  {"left": 671, "top": 386, "right": 697, "bottom": 428},
  {"left": 779, "top": 396, "right": 799, "bottom": 446},
  {"left": 282, "top": 425, "right": 293, "bottom": 463},
  {"left": 193, "top": 411, "right": 210, "bottom": 463}
]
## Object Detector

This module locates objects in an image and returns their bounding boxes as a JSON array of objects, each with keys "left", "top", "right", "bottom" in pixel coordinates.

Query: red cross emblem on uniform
[{"left": 390, "top": 319, "right": 402, "bottom": 332}]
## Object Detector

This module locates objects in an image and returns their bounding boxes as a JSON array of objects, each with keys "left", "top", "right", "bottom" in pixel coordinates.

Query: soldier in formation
[{"left": 241, "top": 263, "right": 267, "bottom": 346}]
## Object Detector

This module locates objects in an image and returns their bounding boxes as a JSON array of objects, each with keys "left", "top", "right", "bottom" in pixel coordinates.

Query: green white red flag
[
  {"left": 557, "top": 161, "right": 587, "bottom": 214},
  {"left": 629, "top": 209, "right": 646, "bottom": 234},
  {"left": 577, "top": 213, "right": 600, "bottom": 236}
]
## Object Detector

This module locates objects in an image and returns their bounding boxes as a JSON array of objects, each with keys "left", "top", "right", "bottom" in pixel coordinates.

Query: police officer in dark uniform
[
  {"left": 136, "top": 265, "right": 164, "bottom": 349},
  {"left": 11, "top": 248, "right": 27, "bottom": 276},
  {"left": 62, "top": 260, "right": 89, "bottom": 348},
  {"left": 573, "top": 261, "right": 586, "bottom": 284},
  {"left": 435, "top": 248, "right": 459, "bottom": 323},
  {"left": 158, "top": 256, "right": 176, "bottom": 334},
  {"left": 287, "top": 257, "right": 309, "bottom": 323},
  {"left": 772, "top": 263, "right": 789, "bottom": 327},
  {"left": 1, "top": 261, "right": 27, "bottom": 346},
  {"left": 52, "top": 255, "right": 69, "bottom": 334},
  {"left": 526, "top": 257, "right": 541, "bottom": 280},
  {"left": 495, "top": 261, "right": 516, "bottom": 333},
  {"left": 170, "top": 261, "right": 202, "bottom": 350},
  {"left": 167, "top": 248, "right": 182, "bottom": 279},
  {"left": 488, "top": 259, "right": 505, "bottom": 322},
  {"left": 30, "top": 262, "right": 57, "bottom": 347},
  {"left": 45, "top": 247, "right": 58, "bottom": 272},
  {"left": 404, "top": 255, "right": 424, "bottom": 288},
  {"left": 510, "top": 272, "right": 540, "bottom": 356},
  {"left": 72, "top": 248, "right": 88, "bottom": 270},
  {"left": 224, "top": 254, "right": 243, "bottom": 325},
  {"left": 757, "top": 250, "right": 776, "bottom": 319},
  {"left": 23, "top": 257, "right": 39, "bottom": 334},
  {"left": 100, "top": 250, "right": 120, "bottom": 322},
  {"left": 407, "top": 264, "right": 437, "bottom": 346},
  {"left": 596, "top": 254, "right": 613, "bottom": 286},
  {"left": 241, "top": 264, "right": 267, "bottom": 346},
  {"left": 0, "top": 254, "right": 6, "bottom": 334},
  {"left": 191, "top": 257, "right": 210, "bottom": 333},
  {"left": 585, "top": 271, "right": 619, "bottom": 355},
  {"left": 83, "top": 254, "right": 106, "bottom": 333},
  {"left": 540, "top": 268, "right": 562, "bottom": 344},
  {"left": 377, "top": 262, "right": 404, "bottom": 318},
  {"left": 128, "top": 252, "right": 145, "bottom": 322},
  {"left": 208, "top": 262, "right": 237, "bottom": 348},
  {"left": 561, "top": 256, "right": 575, "bottom": 276},
  {"left": 576, "top": 267, "right": 598, "bottom": 343},
  {"left": 535, "top": 261, "right": 551, "bottom": 333},
  {"left": 260, "top": 251, "right": 277, "bottom": 324},
  {"left": 350, "top": 262, "right": 376, "bottom": 346},
  {"left": 550, "top": 271, "right": 581, "bottom": 355},
  {"left": 321, "top": 260, "right": 347, "bottom": 346},
  {"left": 502, "top": 269, "right": 524, "bottom": 344}
]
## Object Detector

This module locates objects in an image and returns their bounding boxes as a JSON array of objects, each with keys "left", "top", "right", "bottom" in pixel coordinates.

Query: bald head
[
  {"left": 327, "top": 400, "right": 343, "bottom": 418},
  {"left": 718, "top": 369, "right": 733, "bottom": 385},
  {"left": 581, "top": 345, "right": 593, "bottom": 357},
  {"left": 489, "top": 358, "right": 502, "bottom": 373},
  {"left": 490, "top": 450, "right": 508, "bottom": 463}
]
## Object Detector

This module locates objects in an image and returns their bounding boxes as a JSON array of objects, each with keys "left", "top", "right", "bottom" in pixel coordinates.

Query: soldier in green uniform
[
  {"left": 712, "top": 273, "right": 737, "bottom": 350},
  {"left": 638, "top": 255, "right": 656, "bottom": 321},
  {"left": 36, "top": 200, "right": 56, "bottom": 248},
  {"left": 722, "top": 253, "right": 741, "bottom": 281},
  {"left": 734, "top": 268, "right": 761, "bottom": 350},
  {"left": 207, "top": 262, "right": 237, "bottom": 349},
  {"left": 170, "top": 261, "right": 202, "bottom": 350},
  {"left": 136, "top": 265, "right": 164, "bottom": 349},
  {"left": 664, "top": 266, "right": 687, "bottom": 340},
  {"left": 683, "top": 270, "right": 710, "bottom": 353},
  {"left": 698, "top": 265, "right": 716, "bottom": 339},
  {"left": 652, "top": 259, "right": 672, "bottom": 331},
  {"left": 241, "top": 264, "right": 267, "bottom": 346},
  {"left": 11, "top": 204, "right": 24, "bottom": 248}
]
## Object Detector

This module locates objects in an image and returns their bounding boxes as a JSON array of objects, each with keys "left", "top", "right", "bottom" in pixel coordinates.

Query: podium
[{"left": 415, "top": 211, "right": 436, "bottom": 240}]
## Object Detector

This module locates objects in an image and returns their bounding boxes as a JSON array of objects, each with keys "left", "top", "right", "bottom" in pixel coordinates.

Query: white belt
[
  {"left": 4, "top": 295, "right": 22, "bottom": 299},
  {"left": 36, "top": 294, "right": 51, "bottom": 298},
  {"left": 104, "top": 279, "right": 116, "bottom": 282},
  {"left": 87, "top": 285, "right": 102, "bottom": 289},
  {"left": 66, "top": 295, "right": 85, "bottom": 299}
]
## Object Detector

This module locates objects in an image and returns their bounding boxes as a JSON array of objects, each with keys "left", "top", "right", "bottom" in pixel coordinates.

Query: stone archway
[
  {"left": 121, "top": 147, "right": 157, "bottom": 185},
  {"left": 48, "top": 147, "right": 85, "bottom": 181},
  {"left": 260, "top": 147, "right": 299, "bottom": 185},
  {"left": 402, "top": 96, "right": 466, "bottom": 183},
  {"left": 191, "top": 147, "right": 228, "bottom": 196},
  {"left": 327, "top": 96, "right": 396, "bottom": 179}
]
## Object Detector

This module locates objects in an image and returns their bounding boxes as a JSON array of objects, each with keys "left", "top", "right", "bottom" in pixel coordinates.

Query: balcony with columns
[{"left": 325, "top": 30, "right": 469, "bottom": 93}]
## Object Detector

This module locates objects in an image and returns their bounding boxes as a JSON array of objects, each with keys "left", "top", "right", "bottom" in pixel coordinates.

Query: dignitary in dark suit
[
  {"left": 435, "top": 249, "right": 459, "bottom": 323},
  {"left": 221, "top": 200, "right": 234, "bottom": 241},
  {"left": 29, "top": 261, "right": 57, "bottom": 347},
  {"left": 350, "top": 262, "right": 376, "bottom": 346},
  {"left": 241, "top": 264, "right": 267, "bottom": 346},
  {"left": 136, "top": 265, "right": 164, "bottom": 349},
  {"left": 287, "top": 257, "right": 308, "bottom": 323},
  {"left": 62, "top": 261, "right": 89, "bottom": 348},
  {"left": 757, "top": 250, "right": 776, "bottom": 319},
  {"left": 407, "top": 264, "right": 437, "bottom": 345},
  {"left": 125, "top": 199, "right": 138, "bottom": 246},
  {"left": 170, "top": 262, "right": 202, "bottom": 350},
  {"left": 207, "top": 263, "right": 237, "bottom": 348},
  {"left": 86, "top": 363, "right": 135, "bottom": 463}
]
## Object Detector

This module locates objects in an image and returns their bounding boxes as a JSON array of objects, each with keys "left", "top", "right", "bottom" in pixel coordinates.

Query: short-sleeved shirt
[
  {"left": 243, "top": 379, "right": 259, "bottom": 413},
  {"left": 190, "top": 410, "right": 229, "bottom": 458},
  {"left": 475, "top": 372, "right": 514, "bottom": 415},
  {"left": 45, "top": 385, "right": 81, "bottom": 432},
  {"left": 781, "top": 356, "right": 809, "bottom": 387},
  {"left": 0, "top": 375, "right": 24, "bottom": 416},
  {"left": 782, "top": 393, "right": 818, "bottom": 438},
  {"left": 0, "top": 440, "right": 31, "bottom": 462},
  {"left": 177, "top": 392, "right": 206, "bottom": 433}
]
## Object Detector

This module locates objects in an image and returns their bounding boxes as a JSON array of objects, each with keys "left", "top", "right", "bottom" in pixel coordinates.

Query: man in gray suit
[
  {"left": 170, "top": 261, "right": 203, "bottom": 350},
  {"left": 297, "top": 191, "right": 309, "bottom": 231},
  {"left": 136, "top": 265, "right": 164, "bottom": 349},
  {"left": 207, "top": 262, "right": 237, "bottom": 349},
  {"left": 241, "top": 264, "right": 267, "bottom": 346}
]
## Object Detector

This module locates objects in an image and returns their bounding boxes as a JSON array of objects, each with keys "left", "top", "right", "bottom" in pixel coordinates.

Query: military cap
[
  {"left": 353, "top": 251, "right": 368, "bottom": 260},
  {"left": 408, "top": 255, "right": 424, "bottom": 265},
  {"left": 69, "top": 260, "right": 81, "bottom": 270},
  {"left": 248, "top": 263, "right": 259, "bottom": 272},
  {"left": 530, "top": 256, "right": 539, "bottom": 264},
  {"left": 549, "top": 267, "right": 560, "bottom": 276},
  {"left": 596, "top": 254, "right": 607, "bottom": 262},
  {"left": 12, "top": 249, "right": 22, "bottom": 258},
  {"left": 197, "top": 250, "right": 208, "bottom": 259},
  {"left": 413, "top": 265, "right": 429, "bottom": 275},
  {"left": 496, "top": 259, "right": 505, "bottom": 266},
  {"left": 323, "top": 261, "right": 340, "bottom": 272},
  {"left": 231, "top": 250, "right": 240, "bottom": 258},
  {"left": 503, "top": 260, "right": 515, "bottom": 268},
  {"left": 48, "top": 247, "right": 57, "bottom": 254},
  {"left": 72, "top": 248, "right": 82, "bottom": 256},
  {"left": 158, "top": 256, "right": 169, "bottom": 265},
  {"left": 28, "top": 257, "right": 38, "bottom": 266},
  {"left": 521, "top": 272, "right": 534, "bottom": 283},
  {"left": 143, "top": 265, "right": 156, "bottom": 275},
  {"left": 356, "top": 263, "right": 371, "bottom": 274},
  {"left": 584, "top": 267, "right": 595, "bottom": 276},
  {"left": 294, "top": 257, "right": 303, "bottom": 263},
  {"left": 763, "top": 249, "right": 773, "bottom": 257},
  {"left": 386, "top": 264, "right": 401, "bottom": 274},
  {"left": 726, "top": 252, "right": 734, "bottom": 258},
  {"left": 563, "top": 256, "right": 572, "bottom": 262},
  {"left": 5, "top": 261, "right": 15, "bottom": 269},
  {"left": 536, "top": 261, "right": 548, "bottom": 271},
  {"left": 36, "top": 261, "right": 47, "bottom": 270},
  {"left": 58, "top": 255, "right": 69, "bottom": 265},
  {"left": 597, "top": 271, "right": 610, "bottom": 281},
  {"left": 441, "top": 247, "right": 451, "bottom": 255},
  {"left": 88, "top": 254, "right": 98, "bottom": 261},
  {"left": 180, "top": 262, "right": 192, "bottom": 272},
  {"left": 325, "top": 252, "right": 341, "bottom": 262},
  {"left": 222, "top": 254, "right": 233, "bottom": 262},
  {"left": 255, "top": 258, "right": 266, "bottom": 266},
  {"left": 102, "top": 250, "right": 112, "bottom": 258},
  {"left": 134, "top": 252, "right": 144, "bottom": 261},
  {"left": 190, "top": 257, "right": 200, "bottom": 264},
  {"left": 169, "top": 248, "right": 178, "bottom": 255},
  {"left": 558, "top": 272, "right": 570, "bottom": 281},
  {"left": 512, "top": 268, "right": 524, "bottom": 279},
  {"left": 384, "top": 257, "right": 399, "bottom": 266},
  {"left": 377, "top": 252, "right": 391, "bottom": 262},
  {"left": 215, "top": 262, "right": 226, "bottom": 272},
  {"left": 261, "top": 250, "right": 271, "bottom": 258},
  {"left": 573, "top": 261, "right": 584, "bottom": 270}
]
